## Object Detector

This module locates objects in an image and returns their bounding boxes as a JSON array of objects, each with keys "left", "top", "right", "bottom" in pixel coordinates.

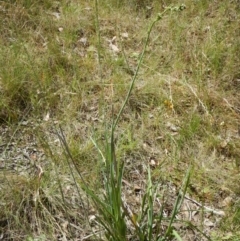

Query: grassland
[{"left": 0, "top": 0, "right": 240, "bottom": 240}]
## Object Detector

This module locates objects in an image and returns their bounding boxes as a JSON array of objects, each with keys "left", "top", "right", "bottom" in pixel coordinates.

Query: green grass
[{"left": 0, "top": 0, "right": 240, "bottom": 240}]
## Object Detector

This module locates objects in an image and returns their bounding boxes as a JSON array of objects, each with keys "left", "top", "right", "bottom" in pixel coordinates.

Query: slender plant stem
[
  {"left": 113, "top": 8, "right": 171, "bottom": 131},
  {"left": 94, "top": 0, "right": 102, "bottom": 79}
]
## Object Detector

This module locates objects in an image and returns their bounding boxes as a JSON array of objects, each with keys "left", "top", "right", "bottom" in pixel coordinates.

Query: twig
[{"left": 184, "top": 195, "right": 225, "bottom": 216}]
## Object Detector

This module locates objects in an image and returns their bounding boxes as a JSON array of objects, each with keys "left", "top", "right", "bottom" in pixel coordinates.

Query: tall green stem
[
  {"left": 113, "top": 8, "right": 172, "bottom": 131},
  {"left": 95, "top": 0, "right": 102, "bottom": 79}
]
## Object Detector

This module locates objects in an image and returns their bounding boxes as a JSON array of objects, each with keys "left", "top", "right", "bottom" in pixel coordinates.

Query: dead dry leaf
[
  {"left": 109, "top": 43, "right": 120, "bottom": 53},
  {"left": 51, "top": 12, "right": 60, "bottom": 19},
  {"left": 121, "top": 32, "right": 129, "bottom": 38},
  {"left": 43, "top": 112, "right": 50, "bottom": 121},
  {"left": 220, "top": 196, "right": 233, "bottom": 207}
]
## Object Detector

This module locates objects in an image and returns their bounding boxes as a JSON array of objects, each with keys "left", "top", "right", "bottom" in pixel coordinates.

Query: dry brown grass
[{"left": 0, "top": 0, "right": 240, "bottom": 240}]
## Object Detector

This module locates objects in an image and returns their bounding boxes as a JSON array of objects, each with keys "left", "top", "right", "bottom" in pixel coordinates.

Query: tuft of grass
[{"left": 58, "top": 5, "right": 194, "bottom": 241}]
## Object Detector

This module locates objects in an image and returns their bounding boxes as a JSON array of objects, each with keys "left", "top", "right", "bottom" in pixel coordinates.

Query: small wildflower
[{"left": 164, "top": 99, "right": 174, "bottom": 110}]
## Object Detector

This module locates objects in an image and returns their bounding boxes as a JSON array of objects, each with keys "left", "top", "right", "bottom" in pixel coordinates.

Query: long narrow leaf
[{"left": 164, "top": 167, "right": 191, "bottom": 239}]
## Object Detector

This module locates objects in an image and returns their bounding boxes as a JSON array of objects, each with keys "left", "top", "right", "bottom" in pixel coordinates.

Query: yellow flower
[{"left": 164, "top": 99, "right": 174, "bottom": 110}]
